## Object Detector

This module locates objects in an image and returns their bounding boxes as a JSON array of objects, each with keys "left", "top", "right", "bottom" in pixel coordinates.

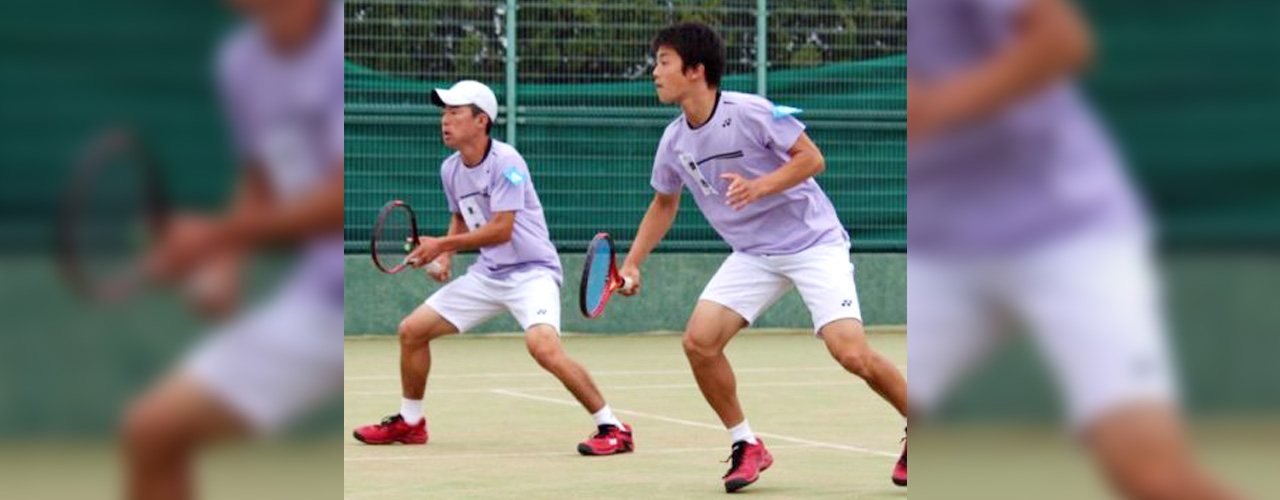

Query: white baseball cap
[{"left": 431, "top": 80, "right": 498, "bottom": 123}]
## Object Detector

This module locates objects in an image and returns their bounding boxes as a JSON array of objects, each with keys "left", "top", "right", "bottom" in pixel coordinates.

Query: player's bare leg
[
  {"left": 525, "top": 324, "right": 634, "bottom": 455},
  {"left": 398, "top": 304, "right": 460, "bottom": 400},
  {"left": 820, "top": 319, "right": 908, "bottom": 417},
  {"left": 684, "top": 299, "right": 774, "bottom": 491},
  {"left": 525, "top": 324, "right": 606, "bottom": 412},
  {"left": 682, "top": 300, "right": 749, "bottom": 428},
  {"left": 354, "top": 303, "right": 456, "bottom": 445},
  {"left": 1087, "top": 404, "right": 1239, "bottom": 500},
  {"left": 122, "top": 372, "right": 249, "bottom": 500}
]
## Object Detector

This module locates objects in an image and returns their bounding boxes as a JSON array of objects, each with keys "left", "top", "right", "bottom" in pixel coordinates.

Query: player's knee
[
  {"left": 682, "top": 332, "right": 721, "bottom": 363},
  {"left": 397, "top": 318, "right": 438, "bottom": 348},
  {"left": 835, "top": 350, "right": 873, "bottom": 378},
  {"left": 121, "top": 400, "right": 181, "bottom": 459},
  {"left": 526, "top": 339, "right": 561, "bottom": 368},
  {"left": 525, "top": 328, "right": 562, "bottom": 367}
]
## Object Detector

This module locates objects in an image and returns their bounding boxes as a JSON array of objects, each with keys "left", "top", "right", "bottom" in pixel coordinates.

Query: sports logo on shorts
[
  {"left": 503, "top": 166, "right": 525, "bottom": 185},
  {"left": 841, "top": 299, "right": 853, "bottom": 307}
]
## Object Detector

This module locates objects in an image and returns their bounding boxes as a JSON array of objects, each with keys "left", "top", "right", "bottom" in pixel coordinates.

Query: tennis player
[
  {"left": 620, "top": 23, "right": 909, "bottom": 492},
  {"left": 351, "top": 80, "right": 635, "bottom": 457},
  {"left": 122, "top": 1, "right": 343, "bottom": 499},
  {"left": 909, "top": 0, "right": 1237, "bottom": 499}
]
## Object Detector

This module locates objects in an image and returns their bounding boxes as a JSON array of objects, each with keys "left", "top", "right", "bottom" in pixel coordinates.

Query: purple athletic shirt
[
  {"left": 651, "top": 91, "right": 848, "bottom": 255},
  {"left": 908, "top": 0, "right": 1146, "bottom": 256},
  {"left": 439, "top": 139, "right": 564, "bottom": 284},
  {"left": 216, "top": 2, "right": 344, "bottom": 301}
]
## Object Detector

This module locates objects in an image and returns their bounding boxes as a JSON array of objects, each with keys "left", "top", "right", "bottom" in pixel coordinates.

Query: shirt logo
[
  {"left": 841, "top": 299, "right": 853, "bottom": 307},
  {"left": 503, "top": 166, "right": 525, "bottom": 185},
  {"left": 678, "top": 153, "right": 719, "bottom": 196},
  {"left": 722, "top": 117, "right": 732, "bottom": 127},
  {"left": 771, "top": 105, "right": 803, "bottom": 119}
]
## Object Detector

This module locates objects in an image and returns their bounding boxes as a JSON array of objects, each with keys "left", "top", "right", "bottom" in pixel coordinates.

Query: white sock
[
  {"left": 400, "top": 398, "right": 423, "bottom": 425},
  {"left": 591, "top": 405, "right": 623, "bottom": 427},
  {"left": 729, "top": 420, "right": 758, "bottom": 445}
]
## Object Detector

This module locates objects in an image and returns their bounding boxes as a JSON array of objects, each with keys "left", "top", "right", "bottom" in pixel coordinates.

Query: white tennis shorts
[
  {"left": 424, "top": 269, "right": 562, "bottom": 334},
  {"left": 186, "top": 287, "right": 343, "bottom": 435},
  {"left": 700, "top": 241, "right": 863, "bottom": 335},
  {"left": 908, "top": 228, "right": 1178, "bottom": 430}
]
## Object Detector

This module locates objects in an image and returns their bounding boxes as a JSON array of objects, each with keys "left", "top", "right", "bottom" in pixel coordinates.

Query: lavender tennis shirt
[
  {"left": 439, "top": 139, "right": 563, "bottom": 284},
  {"left": 651, "top": 91, "right": 848, "bottom": 255},
  {"left": 908, "top": 0, "right": 1146, "bottom": 256},
  {"left": 217, "top": 3, "right": 344, "bottom": 301}
]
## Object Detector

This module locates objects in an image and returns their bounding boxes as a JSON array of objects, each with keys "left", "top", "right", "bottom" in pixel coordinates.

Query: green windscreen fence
[
  {"left": 0, "top": 2, "right": 232, "bottom": 252},
  {"left": 343, "top": 0, "right": 908, "bottom": 253}
]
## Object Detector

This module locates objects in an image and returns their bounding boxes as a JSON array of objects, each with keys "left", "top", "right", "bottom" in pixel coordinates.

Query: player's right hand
[
  {"left": 408, "top": 236, "right": 445, "bottom": 267},
  {"left": 426, "top": 256, "right": 451, "bottom": 282},
  {"left": 618, "top": 264, "right": 641, "bottom": 296}
]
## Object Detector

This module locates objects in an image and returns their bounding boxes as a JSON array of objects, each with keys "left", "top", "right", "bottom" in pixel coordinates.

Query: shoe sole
[
  {"left": 577, "top": 442, "right": 634, "bottom": 456},
  {"left": 724, "top": 478, "right": 754, "bottom": 493},
  {"left": 893, "top": 477, "right": 907, "bottom": 487},
  {"left": 724, "top": 456, "right": 772, "bottom": 493}
]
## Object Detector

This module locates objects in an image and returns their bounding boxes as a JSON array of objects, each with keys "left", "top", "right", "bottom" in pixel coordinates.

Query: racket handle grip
[{"left": 621, "top": 276, "right": 636, "bottom": 294}]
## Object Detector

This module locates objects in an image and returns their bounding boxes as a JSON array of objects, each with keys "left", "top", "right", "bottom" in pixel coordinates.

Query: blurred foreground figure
[
  {"left": 908, "top": 0, "right": 1240, "bottom": 499},
  {"left": 122, "top": 1, "right": 342, "bottom": 499}
]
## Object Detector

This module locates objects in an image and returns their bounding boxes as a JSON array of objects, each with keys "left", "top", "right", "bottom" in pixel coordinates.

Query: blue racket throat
[{"left": 579, "top": 233, "right": 623, "bottom": 318}]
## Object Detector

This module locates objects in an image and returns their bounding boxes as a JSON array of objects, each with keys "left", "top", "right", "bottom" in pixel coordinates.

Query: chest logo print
[{"left": 678, "top": 153, "right": 719, "bottom": 196}]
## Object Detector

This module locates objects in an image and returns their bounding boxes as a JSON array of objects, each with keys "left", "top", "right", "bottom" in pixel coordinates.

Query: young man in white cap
[
  {"left": 909, "top": 0, "right": 1238, "bottom": 499},
  {"left": 352, "top": 80, "right": 635, "bottom": 456},
  {"left": 123, "top": 1, "right": 343, "bottom": 499}
]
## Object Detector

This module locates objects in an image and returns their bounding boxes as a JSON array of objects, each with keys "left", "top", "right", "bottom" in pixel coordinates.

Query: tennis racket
[
  {"left": 579, "top": 232, "right": 634, "bottom": 319},
  {"left": 370, "top": 200, "right": 423, "bottom": 274},
  {"left": 56, "top": 126, "right": 169, "bottom": 303}
]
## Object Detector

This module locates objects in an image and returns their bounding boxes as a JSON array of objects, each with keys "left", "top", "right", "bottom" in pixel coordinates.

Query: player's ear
[{"left": 685, "top": 62, "right": 704, "bottom": 82}]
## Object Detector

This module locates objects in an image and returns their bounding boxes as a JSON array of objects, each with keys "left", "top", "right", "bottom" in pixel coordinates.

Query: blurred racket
[
  {"left": 56, "top": 126, "right": 168, "bottom": 303},
  {"left": 579, "top": 232, "right": 634, "bottom": 318},
  {"left": 371, "top": 199, "right": 441, "bottom": 274}
]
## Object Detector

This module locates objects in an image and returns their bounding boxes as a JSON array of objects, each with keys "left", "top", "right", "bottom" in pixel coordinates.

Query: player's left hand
[
  {"left": 425, "top": 255, "right": 451, "bottom": 282},
  {"left": 721, "top": 172, "right": 770, "bottom": 211},
  {"left": 147, "top": 213, "right": 222, "bottom": 283},
  {"left": 184, "top": 251, "right": 243, "bottom": 320},
  {"left": 408, "top": 236, "right": 445, "bottom": 267}
]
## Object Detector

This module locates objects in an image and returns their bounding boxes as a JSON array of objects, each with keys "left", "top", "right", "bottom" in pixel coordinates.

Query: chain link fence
[{"left": 344, "top": 0, "right": 907, "bottom": 252}]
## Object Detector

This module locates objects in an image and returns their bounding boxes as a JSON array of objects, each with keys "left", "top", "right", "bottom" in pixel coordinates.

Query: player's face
[
  {"left": 440, "top": 105, "right": 486, "bottom": 149},
  {"left": 653, "top": 47, "right": 691, "bottom": 104}
]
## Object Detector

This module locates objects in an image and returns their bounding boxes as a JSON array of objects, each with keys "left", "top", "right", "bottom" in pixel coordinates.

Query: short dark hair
[
  {"left": 467, "top": 104, "right": 493, "bottom": 136},
  {"left": 652, "top": 23, "right": 726, "bottom": 88}
]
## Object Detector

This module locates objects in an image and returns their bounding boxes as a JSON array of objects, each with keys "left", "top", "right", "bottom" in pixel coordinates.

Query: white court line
[
  {"left": 344, "top": 366, "right": 841, "bottom": 382},
  {"left": 347, "top": 380, "right": 854, "bottom": 396},
  {"left": 490, "top": 389, "right": 897, "bottom": 458},
  {"left": 343, "top": 443, "right": 820, "bottom": 462}
]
